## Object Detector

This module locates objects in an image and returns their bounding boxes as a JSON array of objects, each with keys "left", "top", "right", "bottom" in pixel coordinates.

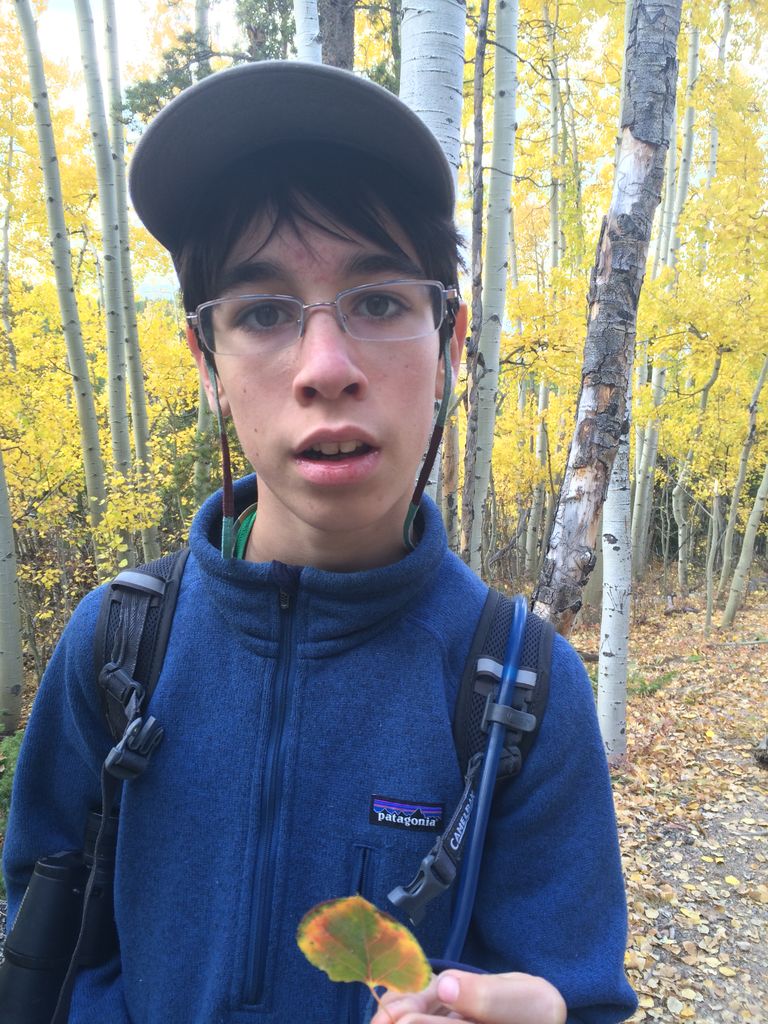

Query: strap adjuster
[
  {"left": 104, "top": 716, "right": 164, "bottom": 780},
  {"left": 482, "top": 699, "right": 537, "bottom": 734}
]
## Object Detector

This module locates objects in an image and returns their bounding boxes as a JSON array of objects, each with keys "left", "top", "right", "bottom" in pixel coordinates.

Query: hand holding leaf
[{"left": 297, "top": 895, "right": 431, "bottom": 1018}]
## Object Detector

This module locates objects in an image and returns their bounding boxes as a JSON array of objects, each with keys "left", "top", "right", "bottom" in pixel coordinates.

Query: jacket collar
[{"left": 189, "top": 476, "right": 448, "bottom": 645}]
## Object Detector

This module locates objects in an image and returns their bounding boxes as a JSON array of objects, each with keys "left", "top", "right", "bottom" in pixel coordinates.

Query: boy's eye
[
  {"left": 351, "top": 291, "right": 407, "bottom": 319},
  {"left": 235, "top": 298, "right": 297, "bottom": 331}
]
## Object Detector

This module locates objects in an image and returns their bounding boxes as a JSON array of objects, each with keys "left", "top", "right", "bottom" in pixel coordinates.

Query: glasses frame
[{"left": 186, "top": 279, "right": 459, "bottom": 356}]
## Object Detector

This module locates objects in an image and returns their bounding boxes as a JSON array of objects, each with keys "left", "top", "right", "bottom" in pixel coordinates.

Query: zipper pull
[{"left": 279, "top": 590, "right": 290, "bottom": 611}]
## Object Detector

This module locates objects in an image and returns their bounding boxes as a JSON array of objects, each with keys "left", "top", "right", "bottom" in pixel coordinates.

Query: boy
[{"left": 3, "top": 62, "right": 636, "bottom": 1024}]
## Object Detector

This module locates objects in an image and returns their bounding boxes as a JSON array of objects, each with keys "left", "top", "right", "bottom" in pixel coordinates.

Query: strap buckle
[
  {"left": 99, "top": 661, "right": 146, "bottom": 738},
  {"left": 104, "top": 716, "right": 164, "bottom": 780},
  {"left": 388, "top": 838, "right": 457, "bottom": 925}
]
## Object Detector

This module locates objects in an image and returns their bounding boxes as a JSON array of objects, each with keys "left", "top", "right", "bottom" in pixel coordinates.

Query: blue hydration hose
[{"left": 442, "top": 594, "right": 528, "bottom": 961}]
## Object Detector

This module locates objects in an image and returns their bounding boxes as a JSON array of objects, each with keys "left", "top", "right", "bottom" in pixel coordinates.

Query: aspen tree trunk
[
  {"left": 598, "top": 0, "right": 634, "bottom": 760},
  {"left": 2, "top": 131, "right": 15, "bottom": 369},
  {"left": 400, "top": 0, "right": 465, "bottom": 502},
  {"left": 598, "top": 382, "right": 631, "bottom": 762},
  {"left": 671, "top": 352, "right": 721, "bottom": 596},
  {"left": 294, "top": 0, "right": 322, "bottom": 62},
  {"left": 464, "top": 0, "right": 519, "bottom": 574},
  {"left": 633, "top": 348, "right": 647, "bottom": 494},
  {"left": 317, "top": 0, "right": 354, "bottom": 68},
  {"left": 390, "top": 0, "right": 402, "bottom": 88},
  {"left": 631, "top": 360, "right": 665, "bottom": 579},
  {"left": 399, "top": 0, "right": 465, "bottom": 183},
  {"left": 195, "top": 0, "right": 213, "bottom": 77},
  {"left": 192, "top": 0, "right": 214, "bottom": 500},
  {"left": 705, "top": 484, "right": 721, "bottom": 632},
  {"left": 564, "top": 74, "right": 585, "bottom": 264},
  {"left": 533, "top": 0, "right": 682, "bottom": 633},
  {"left": 721, "top": 455, "right": 768, "bottom": 628},
  {"left": 717, "top": 355, "right": 768, "bottom": 600},
  {"left": 0, "top": 448, "right": 23, "bottom": 734},
  {"left": 459, "top": 0, "right": 489, "bottom": 561},
  {"left": 700, "top": 4, "right": 730, "bottom": 270},
  {"left": 14, "top": 0, "right": 106, "bottom": 532},
  {"left": 666, "top": 25, "right": 698, "bottom": 271},
  {"left": 659, "top": 98, "right": 675, "bottom": 274},
  {"left": 525, "top": 381, "right": 548, "bottom": 574},
  {"left": 102, "top": 0, "right": 160, "bottom": 562},
  {"left": 75, "top": 0, "right": 132, "bottom": 479},
  {"left": 707, "top": 2, "right": 730, "bottom": 185},
  {"left": 442, "top": 414, "right": 460, "bottom": 550},
  {"left": 544, "top": 1, "right": 560, "bottom": 277}
]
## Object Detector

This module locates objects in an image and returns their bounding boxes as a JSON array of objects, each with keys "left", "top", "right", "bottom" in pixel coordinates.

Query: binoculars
[{"left": 0, "top": 811, "right": 118, "bottom": 1024}]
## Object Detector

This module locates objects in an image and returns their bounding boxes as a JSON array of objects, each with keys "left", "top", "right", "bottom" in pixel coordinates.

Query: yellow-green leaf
[{"left": 297, "top": 895, "right": 431, "bottom": 995}]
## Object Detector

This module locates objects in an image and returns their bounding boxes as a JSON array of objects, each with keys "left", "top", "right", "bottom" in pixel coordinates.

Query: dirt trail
[{"left": 579, "top": 598, "right": 768, "bottom": 1022}]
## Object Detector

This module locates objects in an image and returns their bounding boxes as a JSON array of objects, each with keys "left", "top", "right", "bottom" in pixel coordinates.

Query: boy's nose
[{"left": 292, "top": 307, "right": 369, "bottom": 402}]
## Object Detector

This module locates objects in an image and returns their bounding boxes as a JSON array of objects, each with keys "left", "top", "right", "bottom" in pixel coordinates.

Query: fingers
[{"left": 370, "top": 971, "right": 566, "bottom": 1024}]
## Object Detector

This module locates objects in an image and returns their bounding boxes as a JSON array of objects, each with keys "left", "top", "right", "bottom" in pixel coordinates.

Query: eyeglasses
[{"left": 187, "top": 280, "right": 458, "bottom": 356}]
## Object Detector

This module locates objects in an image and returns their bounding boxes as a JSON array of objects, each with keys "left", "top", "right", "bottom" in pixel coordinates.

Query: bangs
[{"left": 175, "top": 142, "right": 463, "bottom": 316}]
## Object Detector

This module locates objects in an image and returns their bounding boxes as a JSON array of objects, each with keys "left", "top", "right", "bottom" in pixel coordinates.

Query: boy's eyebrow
[
  {"left": 342, "top": 252, "right": 425, "bottom": 279},
  {"left": 216, "top": 251, "right": 425, "bottom": 297},
  {"left": 217, "top": 260, "right": 283, "bottom": 295}
]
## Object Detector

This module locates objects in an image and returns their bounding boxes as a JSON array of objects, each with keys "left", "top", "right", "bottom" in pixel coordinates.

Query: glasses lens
[
  {"left": 339, "top": 282, "right": 443, "bottom": 342},
  {"left": 200, "top": 296, "right": 302, "bottom": 354}
]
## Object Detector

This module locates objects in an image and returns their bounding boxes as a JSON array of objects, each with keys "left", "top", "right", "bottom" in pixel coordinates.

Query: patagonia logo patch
[{"left": 370, "top": 796, "right": 444, "bottom": 832}]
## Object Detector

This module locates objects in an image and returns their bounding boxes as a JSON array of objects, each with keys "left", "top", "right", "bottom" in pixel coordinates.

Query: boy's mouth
[{"left": 300, "top": 441, "right": 374, "bottom": 461}]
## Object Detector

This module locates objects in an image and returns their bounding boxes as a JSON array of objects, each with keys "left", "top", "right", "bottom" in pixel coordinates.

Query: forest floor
[
  {"left": 575, "top": 591, "right": 768, "bottom": 1023},
  {"left": 1, "top": 592, "right": 766, "bottom": 1020}
]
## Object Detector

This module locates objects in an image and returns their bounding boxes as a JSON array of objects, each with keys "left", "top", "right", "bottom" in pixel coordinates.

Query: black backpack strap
[
  {"left": 453, "top": 589, "right": 553, "bottom": 782},
  {"left": 51, "top": 550, "right": 190, "bottom": 1024},
  {"left": 94, "top": 548, "right": 189, "bottom": 778},
  {"left": 389, "top": 589, "right": 553, "bottom": 926}
]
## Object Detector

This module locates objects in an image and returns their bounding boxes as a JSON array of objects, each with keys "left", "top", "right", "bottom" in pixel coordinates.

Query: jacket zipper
[{"left": 243, "top": 588, "right": 295, "bottom": 1006}]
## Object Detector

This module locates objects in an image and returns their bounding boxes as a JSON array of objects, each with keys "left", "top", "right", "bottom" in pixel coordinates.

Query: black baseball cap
[{"left": 129, "top": 61, "right": 456, "bottom": 255}]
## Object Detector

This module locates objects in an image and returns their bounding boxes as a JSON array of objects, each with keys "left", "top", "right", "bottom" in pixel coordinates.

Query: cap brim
[{"left": 129, "top": 61, "right": 455, "bottom": 254}]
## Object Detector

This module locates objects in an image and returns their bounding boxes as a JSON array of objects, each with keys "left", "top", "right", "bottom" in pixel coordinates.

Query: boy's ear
[
  {"left": 435, "top": 303, "right": 468, "bottom": 400},
  {"left": 451, "top": 303, "right": 468, "bottom": 378},
  {"left": 186, "top": 326, "right": 231, "bottom": 417}
]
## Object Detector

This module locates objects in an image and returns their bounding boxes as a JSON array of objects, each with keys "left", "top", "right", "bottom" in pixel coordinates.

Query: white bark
[
  {"left": 717, "top": 355, "right": 768, "bottom": 600},
  {"left": 525, "top": 380, "right": 549, "bottom": 574},
  {"left": 598, "top": 384, "right": 631, "bottom": 762},
  {"left": 14, "top": 0, "right": 106, "bottom": 530},
  {"left": 707, "top": 2, "right": 731, "bottom": 185},
  {"left": 533, "top": 0, "right": 683, "bottom": 632},
  {"left": 192, "top": 0, "right": 214, "bottom": 499},
  {"left": 671, "top": 353, "right": 721, "bottom": 596},
  {"left": 0, "top": 447, "right": 23, "bottom": 734},
  {"left": 631, "top": 360, "right": 665, "bottom": 579},
  {"left": 102, "top": 0, "right": 160, "bottom": 562},
  {"left": 294, "top": 0, "right": 322, "bottom": 62},
  {"left": 666, "top": 26, "right": 698, "bottom": 271},
  {"left": 721, "top": 455, "right": 768, "bottom": 628},
  {"left": 705, "top": 484, "right": 721, "bottom": 632},
  {"left": 399, "top": 0, "right": 466, "bottom": 189},
  {"left": 544, "top": 1, "right": 560, "bottom": 274},
  {"left": 466, "top": 0, "right": 519, "bottom": 574},
  {"left": 75, "top": 0, "right": 131, "bottom": 477},
  {"left": 194, "top": 0, "right": 213, "bottom": 78},
  {"left": 1, "top": 131, "right": 15, "bottom": 369},
  {"left": 657, "top": 97, "right": 677, "bottom": 271}
]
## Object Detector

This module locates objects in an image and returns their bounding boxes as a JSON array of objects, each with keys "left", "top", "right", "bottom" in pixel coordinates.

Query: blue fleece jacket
[{"left": 4, "top": 482, "right": 636, "bottom": 1023}]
